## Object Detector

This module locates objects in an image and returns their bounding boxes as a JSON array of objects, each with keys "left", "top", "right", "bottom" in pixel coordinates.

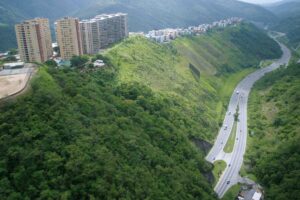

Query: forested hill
[
  {"left": 246, "top": 63, "right": 300, "bottom": 199},
  {"left": 0, "top": 0, "right": 276, "bottom": 51},
  {"left": 75, "top": 0, "right": 276, "bottom": 31},
  {"left": 0, "top": 24, "right": 281, "bottom": 199}
]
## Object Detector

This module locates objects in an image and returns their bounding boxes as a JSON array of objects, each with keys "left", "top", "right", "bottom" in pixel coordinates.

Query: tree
[
  {"left": 8, "top": 48, "right": 18, "bottom": 56},
  {"left": 45, "top": 60, "right": 58, "bottom": 67},
  {"left": 4, "top": 55, "right": 17, "bottom": 62},
  {"left": 70, "top": 55, "right": 89, "bottom": 68}
]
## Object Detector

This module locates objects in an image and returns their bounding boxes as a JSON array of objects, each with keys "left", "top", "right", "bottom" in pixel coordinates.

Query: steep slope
[
  {"left": 105, "top": 23, "right": 281, "bottom": 140},
  {"left": 245, "top": 63, "right": 300, "bottom": 199},
  {"left": 0, "top": 23, "right": 281, "bottom": 199},
  {"left": 0, "top": 0, "right": 276, "bottom": 51},
  {"left": 0, "top": 67, "right": 217, "bottom": 199}
]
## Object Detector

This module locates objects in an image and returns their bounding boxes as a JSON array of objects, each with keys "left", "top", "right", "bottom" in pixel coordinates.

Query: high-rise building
[
  {"left": 55, "top": 17, "right": 83, "bottom": 60},
  {"left": 15, "top": 18, "right": 53, "bottom": 63},
  {"left": 80, "top": 13, "right": 128, "bottom": 54}
]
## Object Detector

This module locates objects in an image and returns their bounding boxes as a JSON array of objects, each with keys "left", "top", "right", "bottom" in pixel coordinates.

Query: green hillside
[
  {"left": 0, "top": 23, "right": 281, "bottom": 199},
  {"left": 106, "top": 23, "right": 281, "bottom": 139},
  {"left": 245, "top": 63, "right": 300, "bottom": 199},
  {"left": 0, "top": 0, "right": 276, "bottom": 51}
]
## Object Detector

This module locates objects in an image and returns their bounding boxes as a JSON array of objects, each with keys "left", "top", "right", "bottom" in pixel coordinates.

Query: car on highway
[{"left": 227, "top": 181, "right": 230, "bottom": 185}]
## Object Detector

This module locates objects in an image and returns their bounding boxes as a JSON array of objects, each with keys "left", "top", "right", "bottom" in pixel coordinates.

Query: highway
[{"left": 206, "top": 41, "right": 291, "bottom": 198}]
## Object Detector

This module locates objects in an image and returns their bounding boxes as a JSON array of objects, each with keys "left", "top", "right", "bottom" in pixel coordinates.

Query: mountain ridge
[{"left": 0, "top": 0, "right": 276, "bottom": 51}]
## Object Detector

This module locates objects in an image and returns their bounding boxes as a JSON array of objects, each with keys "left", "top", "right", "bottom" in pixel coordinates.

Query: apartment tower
[
  {"left": 55, "top": 17, "right": 83, "bottom": 60},
  {"left": 15, "top": 18, "right": 53, "bottom": 63},
  {"left": 80, "top": 13, "right": 128, "bottom": 54}
]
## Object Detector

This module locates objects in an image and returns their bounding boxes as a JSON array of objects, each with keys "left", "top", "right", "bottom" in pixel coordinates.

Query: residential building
[
  {"left": 145, "top": 17, "right": 242, "bottom": 43},
  {"left": 80, "top": 13, "right": 128, "bottom": 54},
  {"left": 15, "top": 18, "right": 53, "bottom": 63},
  {"left": 55, "top": 17, "right": 83, "bottom": 60}
]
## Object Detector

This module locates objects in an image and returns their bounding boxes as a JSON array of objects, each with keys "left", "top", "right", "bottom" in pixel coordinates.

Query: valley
[
  {"left": 0, "top": 0, "right": 299, "bottom": 199},
  {"left": 0, "top": 23, "right": 282, "bottom": 199}
]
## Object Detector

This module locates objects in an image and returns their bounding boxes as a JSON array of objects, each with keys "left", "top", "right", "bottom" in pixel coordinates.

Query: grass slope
[
  {"left": 245, "top": 63, "right": 300, "bottom": 199},
  {"left": 106, "top": 23, "right": 281, "bottom": 141}
]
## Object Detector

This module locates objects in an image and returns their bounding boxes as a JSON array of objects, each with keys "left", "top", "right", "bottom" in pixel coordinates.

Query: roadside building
[
  {"left": 55, "top": 17, "right": 83, "bottom": 60},
  {"left": 15, "top": 18, "right": 53, "bottom": 63}
]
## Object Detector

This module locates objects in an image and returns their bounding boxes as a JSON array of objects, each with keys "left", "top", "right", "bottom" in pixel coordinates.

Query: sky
[{"left": 239, "top": 0, "right": 282, "bottom": 4}]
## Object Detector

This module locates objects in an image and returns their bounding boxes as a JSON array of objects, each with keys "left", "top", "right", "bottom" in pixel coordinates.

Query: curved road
[{"left": 206, "top": 41, "right": 291, "bottom": 198}]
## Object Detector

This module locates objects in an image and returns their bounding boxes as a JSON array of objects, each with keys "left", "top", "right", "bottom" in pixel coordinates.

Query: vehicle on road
[{"left": 227, "top": 181, "right": 230, "bottom": 185}]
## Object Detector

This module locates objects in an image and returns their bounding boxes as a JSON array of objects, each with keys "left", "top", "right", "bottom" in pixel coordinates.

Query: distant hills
[
  {"left": 265, "top": 0, "right": 300, "bottom": 18},
  {"left": 75, "top": 0, "right": 277, "bottom": 31},
  {"left": 0, "top": 0, "right": 277, "bottom": 51},
  {"left": 265, "top": 0, "right": 300, "bottom": 47}
]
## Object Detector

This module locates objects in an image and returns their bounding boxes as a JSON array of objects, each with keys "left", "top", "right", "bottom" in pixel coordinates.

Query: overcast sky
[{"left": 239, "top": 0, "right": 281, "bottom": 4}]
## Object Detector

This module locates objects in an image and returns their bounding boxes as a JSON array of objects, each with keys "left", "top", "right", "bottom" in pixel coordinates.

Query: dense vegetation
[
  {"left": 245, "top": 63, "right": 300, "bottom": 199},
  {"left": 0, "top": 0, "right": 276, "bottom": 50},
  {"left": 0, "top": 66, "right": 217, "bottom": 199},
  {"left": 0, "top": 24, "right": 282, "bottom": 198},
  {"left": 0, "top": 26, "right": 16, "bottom": 52}
]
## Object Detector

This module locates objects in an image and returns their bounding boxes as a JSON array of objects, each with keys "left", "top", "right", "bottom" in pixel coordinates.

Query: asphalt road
[{"left": 206, "top": 41, "right": 291, "bottom": 198}]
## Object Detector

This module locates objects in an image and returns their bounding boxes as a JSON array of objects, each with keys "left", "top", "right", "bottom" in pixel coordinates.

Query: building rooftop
[{"left": 80, "top": 13, "right": 128, "bottom": 23}]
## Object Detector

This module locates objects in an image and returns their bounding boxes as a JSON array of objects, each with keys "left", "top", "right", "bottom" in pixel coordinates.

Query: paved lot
[
  {"left": 0, "top": 74, "right": 29, "bottom": 99},
  {"left": 0, "top": 65, "right": 35, "bottom": 100}
]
